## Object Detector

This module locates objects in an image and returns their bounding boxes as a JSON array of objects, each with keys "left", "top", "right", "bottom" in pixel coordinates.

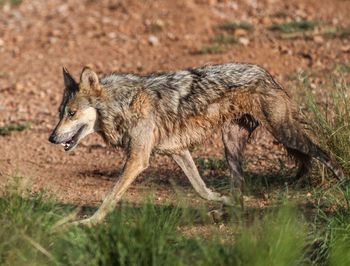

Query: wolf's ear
[
  {"left": 63, "top": 67, "right": 78, "bottom": 90},
  {"left": 80, "top": 67, "right": 100, "bottom": 93}
]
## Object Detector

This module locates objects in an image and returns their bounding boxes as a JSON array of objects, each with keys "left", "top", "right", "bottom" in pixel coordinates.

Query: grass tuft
[
  {"left": 0, "top": 0, "right": 21, "bottom": 5},
  {"left": 303, "top": 76, "right": 350, "bottom": 176},
  {"left": 272, "top": 20, "right": 318, "bottom": 33},
  {"left": 0, "top": 121, "right": 31, "bottom": 136},
  {"left": 217, "top": 22, "right": 253, "bottom": 31},
  {"left": 199, "top": 44, "right": 225, "bottom": 54},
  {"left": 210, "top": 34, "right": 238, "bottom": 44}
]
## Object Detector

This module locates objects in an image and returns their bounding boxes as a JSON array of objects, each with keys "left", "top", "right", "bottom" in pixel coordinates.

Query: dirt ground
[{"left": 0, "top": 0, "right": 350, "bottom": 208}]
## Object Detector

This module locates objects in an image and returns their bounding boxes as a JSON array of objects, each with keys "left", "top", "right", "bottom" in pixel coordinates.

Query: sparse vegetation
[
  {"left": 323, "top": 27, "right": 350, "bottom": 39},
  {"left": 2, "top": 177, "right": 350, "bottom": 265},
  {"left": 271, "top": 20, "right": 350, "bottom": 41},
  {"left": 0, "top": 72, "right": 9, "bottom": 79},
  {"left": 217, "top": 22, "right": 253, "bottom": 32},
  {"left": 0, "top": 122, "right": 31, "bottom": 136},
  {"left": 0, "top": 0, "right": 21, "bottom": 6},
  {"left": 297, "top": 67, "right": 350, "bottom": 177},
  {"left": 199, "top": 44, "right": 225, "bottom": 54},
  {"left": 210, "top": 34, "right": 237, "bottom": 44},
  {"left": 272, "top": 20, "right": 319, "bottom": 34}
]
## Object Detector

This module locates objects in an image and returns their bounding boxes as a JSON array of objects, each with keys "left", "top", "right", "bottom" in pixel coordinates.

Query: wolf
[{"left": 49, "top": 63, "right": 345, "bottom": 226}]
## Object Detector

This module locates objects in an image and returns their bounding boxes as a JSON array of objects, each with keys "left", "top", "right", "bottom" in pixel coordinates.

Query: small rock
[
  {"left": 52, "top": 29, "right": 61, "bottom": 37},
  {"left": 148, "top": 35, "right": 159, "bottom": 45},
  {"left": 3, "top": 4, "right": 11, "bottom": 13},
  {"left": 313, "top": 35, "right": 324, "bottom": 44},
  {"left": 261, "top": 16, "right": 271, "bottom": 25},
  {"left": 102, "top": 17, "right": 111, "bottom": 24},
  {"left": 14, "top": 83, "right": 23, "bottom": 91},
  {"left": 49, "top": 37, "right": 57, "bottom": 44},
  {"left": 118, "top": 34, "right": 128, "bottom": 41},
  {"left": 166, "top": 32, "right": 177, "bottom": 40},
  {"left": 234, "top": 28, "right": 248, "bottom": 37},
  {"left": 0, "top": 39, "right": 4, "bottom": 46},
  {"left": 154, "top": 19, "right": 165, "bottom": 28},
  {"left": 341, "top": 45, "right": 350, "bottom": 52},
  {"left": 238, "top": 37, "right": 249, "bottom": 46},
  {"left": 108, "top": 32, "right": 117, "bottom": 39}
]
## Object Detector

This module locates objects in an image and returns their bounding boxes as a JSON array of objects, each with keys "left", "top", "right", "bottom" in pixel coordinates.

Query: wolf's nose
[{"left": 48, "top": 134, "right": 56, "bottom": 143}]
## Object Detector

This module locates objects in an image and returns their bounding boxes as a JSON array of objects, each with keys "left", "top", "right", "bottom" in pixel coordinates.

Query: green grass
[
  {"left": 217, "top": 22, "right": 253, "bottom": 31},
  {"left": 0, "top": 121, "right": 31, "bottom": 136},
  {"left": 0, "top": 72, "right": 9, "bottom": 79},
  {"left": 199, "top": 22, "right": 249, "bottom": 55},
  {"left": 0, "top": 180, "right": 315, "bottom": 265},
  {"left": 313, "top": 185, "right": 350, "bottom": 265},
  {"left": 199, "top": 34, "right": 237, "bottom": 54},
  {"left": 272, "top": 20, "right": 318, "bottom": 34},
  {"left": 303, "top": 76, "right": 350, "bottom": 176},
  {"left": 210, "top": 34, "right": 238, "bottom": 44},
  {"left": 0, "top": 0, "right": 21, "bottom": 5},
  {"left": 199, "top": 44, "right": 225, "bottom": 54},
  {"left": 323, "top": 27, "right": 350, "bottom": 39}
]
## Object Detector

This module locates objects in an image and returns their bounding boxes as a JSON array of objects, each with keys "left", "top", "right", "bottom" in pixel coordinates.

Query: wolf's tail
[{"left": 252, "top": 87, "right": 345, "bottom": 182}]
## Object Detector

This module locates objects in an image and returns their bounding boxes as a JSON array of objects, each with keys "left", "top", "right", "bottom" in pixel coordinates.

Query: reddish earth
[{"left": 0, "top": 0, "right": 350, "bottom": 208}]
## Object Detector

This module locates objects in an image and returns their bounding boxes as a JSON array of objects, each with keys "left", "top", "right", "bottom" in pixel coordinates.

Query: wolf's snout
[{"left": 48, "top": 134, "right": 58, "bottom": 144}]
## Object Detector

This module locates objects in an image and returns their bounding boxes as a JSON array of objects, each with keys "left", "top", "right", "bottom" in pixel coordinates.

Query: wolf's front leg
[
  {"left": 72, "top": 133, "right": 154, "bottom": 227},
  {"left": 73, "top": 158, "right": 148, "bottom": 226},
  {"left": 72, "top": 152, "right": 150, "bottom": 227}
]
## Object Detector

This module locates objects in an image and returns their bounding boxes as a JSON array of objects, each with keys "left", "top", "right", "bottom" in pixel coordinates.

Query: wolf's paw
[
  {"left": 69, "top": 217, "right": 101, "bottom": 227},
  {"left": 208, "top": 192, "right": 235, "bottom": 206},
  {"left": 220, "top": 195, "right": 235, "bottom": 206}
]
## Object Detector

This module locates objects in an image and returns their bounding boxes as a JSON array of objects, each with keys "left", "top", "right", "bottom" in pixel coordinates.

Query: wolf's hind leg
[
  {"left": 222, "top": 116, "right": 258, "bottom": 206},
  {"left": 172, "top": 150, "right": 233, "bottom": 205},
  {"left": 222, "top": 119, "right": 257, "bottom": 192}
]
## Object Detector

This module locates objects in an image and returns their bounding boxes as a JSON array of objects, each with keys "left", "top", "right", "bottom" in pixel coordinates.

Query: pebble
[
  {"left": 238, "top": 37, "right": 249, "bottom": 46},
  {"left": 313, "top": 35, "right": 324, "bottom": 44},
  {"left": 148, "top": 35, "right": 159, "bottom": 46},
  {"left": 341, "top": 45, "right": 350, "bottom": 52},
  {"left": 108, "top": 32, "right": 117, "bottom": 39},
  {"left": 234, "top": 28, "right": 248, "bottom": 37}
]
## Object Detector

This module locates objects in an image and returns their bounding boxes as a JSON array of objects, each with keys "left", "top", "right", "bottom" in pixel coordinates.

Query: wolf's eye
[{"left": 67, "top": 110, "right": 76, "bottom": 117}]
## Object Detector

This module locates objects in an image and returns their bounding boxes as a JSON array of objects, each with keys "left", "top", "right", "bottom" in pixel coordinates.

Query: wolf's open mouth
[{"left": 61, "top": 125, "right": 86, "bottom": 151}]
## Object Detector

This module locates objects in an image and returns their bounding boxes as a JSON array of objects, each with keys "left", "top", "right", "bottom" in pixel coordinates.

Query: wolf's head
[{"left": 49, "top": 67, "right": 101, "bottom": 151}]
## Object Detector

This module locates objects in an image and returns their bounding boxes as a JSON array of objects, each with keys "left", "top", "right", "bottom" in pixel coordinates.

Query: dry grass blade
[{"left": 22, "top": 234, "right": 55, "bottom": 261}]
